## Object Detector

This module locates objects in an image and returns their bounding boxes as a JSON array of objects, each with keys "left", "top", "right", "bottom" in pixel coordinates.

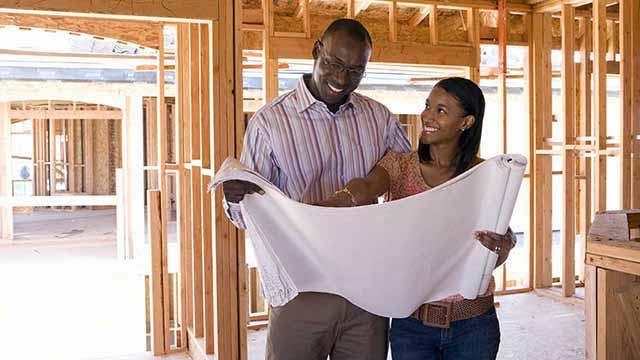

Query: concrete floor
[
  {"left": 3, "top": 209, "right": 585, "bottom": 360},
  {"left": 2, "top": 209, "right": 150, "bottom": 360},
  {"left": 247, "top": 291, "right": 585, "bottom": 360}
]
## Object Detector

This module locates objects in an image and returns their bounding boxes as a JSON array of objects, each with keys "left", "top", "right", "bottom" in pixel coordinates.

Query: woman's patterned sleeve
[{"left": 376, "top": 150, "right": 400, "bottom": 180}]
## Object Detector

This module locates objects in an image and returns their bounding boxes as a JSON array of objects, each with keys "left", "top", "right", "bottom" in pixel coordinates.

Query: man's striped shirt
[{"left": 225, "top": 75, "right": 411, "bottom": 228}]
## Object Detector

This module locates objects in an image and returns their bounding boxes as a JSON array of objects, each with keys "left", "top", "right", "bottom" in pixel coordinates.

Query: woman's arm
[{"left": 317, "top": 165, "right": 391, "bottom": 207}]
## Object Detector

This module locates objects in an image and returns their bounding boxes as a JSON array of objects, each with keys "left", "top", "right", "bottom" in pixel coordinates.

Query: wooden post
[
  {"left": 0, "top": 102, "right": 13, "bottom": 241},
  {"left": 533, "top": 13, "right": 553, "bottom": 288},
  {"left": 619, "top": 0, "right": 632, "bottom": 209},
  {"left": 148, "top": 190, "right": 168, "bottom": 355},
  {"left": 584, "top": 264, "right": 597, "bottom": 360},
  {"left": 578, "top": 17, "right": 592, "bottom": 282},
  {"left": 211, "top": 0, "right": 246, "bottom": 357},
  {"left": 593, "top": 0, "right": 607, "bottom": 212},
  {"left": 83, "top": 119, "right": 93, "bottom": 195},
  {"left": 498, "top": 0, "right": 507, "bottom": 155},
  {"left": 632, "top": 0, "right": 640, "bottom": 209},
  {"left": 200, "top": 22, "right": 215, "bottom": 355},
  {"left": 561, "top": 4, "right": 576, "bottom": 297},
  {"left": 467, "top": 8, "right": 480, "bottom": 83},
  {"left": 68, "top": 118, "right": 75, "bottom": 193},
  {"left": 176, "top": 22, "right": 191, "bottom": 351},
  {"left": 346, "top": 0, "right": 355, "bottom": 19},
  {"left": 429, "top": 5, "right": 437, "bottom": 45},
  {"left": 496, "top": 0, "right": 508, "bottom": 291},
  {"left": 525, "top": 12, "right": 535, "bottom": 290},
  {"left": 263, "top": 0, "right": 278, "bottom": 102},
  {"left": 190, "top": 165, "right": 204, "bottom": 338},
  {"left": 303, "top": 0, "right": 311, "bottom": 38},
  {"left": 189, "top": 22, "right": 205, "bottom": 340},
  {"left": 389, "top": 1, "right": 397, "bottom": 42},
  {"left": 49, "top": 115, "right": 56, "bottom": 195},
  {"left": 156, "top": 23, "right": 172, "bottom": 352}
]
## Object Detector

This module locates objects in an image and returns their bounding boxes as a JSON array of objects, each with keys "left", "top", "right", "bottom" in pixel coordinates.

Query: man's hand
[{"left": 222, "top": 180, "right": 265, "bottom": 203}]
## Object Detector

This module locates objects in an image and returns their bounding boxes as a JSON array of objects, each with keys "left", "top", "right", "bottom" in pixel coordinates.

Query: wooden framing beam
[
  {"left": 347, "top": 0, "right": 356, "bottom": 18},
  {"left": 593, "top": 0, "right": 607, "bottom": 212},
  {"left": 560, "top": 3, "right": 576, "bottom": 297},
  {"left": 533, "top": 13, "right": 553, "bottom": 288},
  {"left": 498, "top": 0, "right": 507, "bottom": 153},
  {"left": 303, "top": 0, "right": 311, "bottom": 38},
  {"left": 176, "top": 22, "right": 190, "bottom": 350},
  {"left": 48, "top": 115, "right": 56, "bottom": 195},
  {"left": 263, "top": 0, "right": 278, "bottom": 102},
  {"left": 211, "top": 0, "right": 244, "bottom": 356},
  {"left": 386, "top": 0, "right": 532, "bottom": 11},
  {"left": 9, "top": 109, "right": 122, "bottom": 120},
  {"left": 619, "top": 0, "right": 632, "bottom": 209},
  {"left": 525, "top": 12, "right": 535, "bottom": 290},
  {"left": 633, "top": 0, "right": 640, "bottom": 209},
  {"left": 199, "top": 22, "right": 214, "bottom": 355},
  {"left": 532, "top": 0, "right": 619, "bottom": 13},
  {"left": 578, "top": 16, "right": 592, "bottom": 282},
  {"left": 467, "top": 8, "right": 481, "bottom": 83},
  {"left": 584, "top": 264, "right": 597, "bottom": 360},
  {"left": 148, "top": 189, "right": 167, "bottom": 355},
  {"left": 188, "top": 22, "right": 204, "bottom": 340},
  {"left": 156, "top": 23, "right": 172, "bottom": 354},
  {"left": 389, "top": 1, "right": 397, "bottom": 42},
  {"left": 496, "top": 0, "right": 508, "bottom": 291},
  {"left": 67, "top": 118, "right": 75, "bottom": 193},
  {"left": 429, "top": 5, "right": 438, "bottom": 45},
  {"left": 83, "top": 118, "right": 93, "bottom": 195},
  {"left": 269, "top": 37, "right": 477, "bottom": 67},
  {"left": 409, "top": 6, "right": 430, "bottom": 27}
]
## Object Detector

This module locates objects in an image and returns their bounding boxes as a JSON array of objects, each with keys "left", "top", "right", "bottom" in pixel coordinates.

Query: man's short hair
[{"left": 321, "top": 19, "right": 373, "bottom": 47}]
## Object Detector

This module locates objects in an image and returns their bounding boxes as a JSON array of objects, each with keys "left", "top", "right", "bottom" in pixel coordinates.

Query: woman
[{"left": 320, "top": 77, "right": 516, "bottom": 359}]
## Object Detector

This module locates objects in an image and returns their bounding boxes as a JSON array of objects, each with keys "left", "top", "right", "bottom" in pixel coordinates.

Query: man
[{"left": 222, "top": 19, "right": 411, "bottom": 360}]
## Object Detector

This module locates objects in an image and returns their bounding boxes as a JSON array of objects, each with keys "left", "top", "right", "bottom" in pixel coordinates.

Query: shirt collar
[{"left": 296, "top": 75, "right": 356, "bottom": 114}]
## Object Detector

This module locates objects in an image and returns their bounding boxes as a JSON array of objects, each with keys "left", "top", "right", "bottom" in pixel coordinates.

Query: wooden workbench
[{"left": 585, "top": 210, "right": 640, "bottom": 360}]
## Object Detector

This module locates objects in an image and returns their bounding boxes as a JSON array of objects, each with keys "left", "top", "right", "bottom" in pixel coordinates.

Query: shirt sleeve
[
  {"left": 384, "top": 112, "right": 412, "bottom": 154},
  {"left": 223, "top": 113, "right": 278, "bottom": 229}
]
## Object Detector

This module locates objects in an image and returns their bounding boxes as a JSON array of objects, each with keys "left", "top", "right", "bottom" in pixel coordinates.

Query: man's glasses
[{"left": 317, "top": 41, "right": 366, "bottom": 79}]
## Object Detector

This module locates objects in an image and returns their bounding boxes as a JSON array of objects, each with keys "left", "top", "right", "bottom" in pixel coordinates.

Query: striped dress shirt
[{"left": 225, "top": 75, "right": 412, "bottom": 228}]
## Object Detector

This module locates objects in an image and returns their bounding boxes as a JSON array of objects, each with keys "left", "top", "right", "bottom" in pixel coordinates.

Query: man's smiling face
[{"left": 310, "top": 32, "right": 371, "bottom": 108}]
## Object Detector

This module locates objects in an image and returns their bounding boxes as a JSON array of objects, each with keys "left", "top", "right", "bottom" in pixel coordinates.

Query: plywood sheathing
[
  {"left": 0, "top": 13, "right": 160, "bottom": 49},
  {"left": 0, "top": 1, "right": 217, "bottom": 21}
]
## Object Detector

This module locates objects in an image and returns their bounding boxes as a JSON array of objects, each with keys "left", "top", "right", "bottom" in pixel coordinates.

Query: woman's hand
[
  {"left": 474, "top": 228, "right": 517, "bottom": 267},
  {"left": 315, "top": 190, "right": 357, "bottom": 207}
]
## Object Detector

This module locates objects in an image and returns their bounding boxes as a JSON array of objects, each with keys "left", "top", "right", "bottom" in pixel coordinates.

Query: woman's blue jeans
[{"left": 390, "top": 307, "right": 500, "bottom": 360}]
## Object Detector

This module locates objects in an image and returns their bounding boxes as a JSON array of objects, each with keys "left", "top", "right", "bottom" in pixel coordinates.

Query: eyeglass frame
[{"left": 315, "top": 40, "right": 367, "bottom": 79}]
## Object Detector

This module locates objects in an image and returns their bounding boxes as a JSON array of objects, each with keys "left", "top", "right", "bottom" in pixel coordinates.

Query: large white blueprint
[{"left": 211, "top": 154, "right": 526, "bottom": 318}]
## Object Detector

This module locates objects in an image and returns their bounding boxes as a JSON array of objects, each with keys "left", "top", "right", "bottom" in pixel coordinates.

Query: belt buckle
[{"left": 421, "top": 302, "right": 453, "bottom": 329}]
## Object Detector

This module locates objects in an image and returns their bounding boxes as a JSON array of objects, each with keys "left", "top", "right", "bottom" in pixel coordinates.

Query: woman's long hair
[{"left": 418, "top": 77, "right": 485, "bottom": 176}]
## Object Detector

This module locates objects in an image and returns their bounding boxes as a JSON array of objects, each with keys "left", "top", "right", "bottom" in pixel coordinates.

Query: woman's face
[{"left": 419, "top": 87, "right": 473, "bottom": 146}]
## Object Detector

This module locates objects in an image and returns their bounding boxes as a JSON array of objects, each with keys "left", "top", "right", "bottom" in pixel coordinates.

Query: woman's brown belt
[{"left": 410, "top": 295, "right": 495, "bottom": 329}]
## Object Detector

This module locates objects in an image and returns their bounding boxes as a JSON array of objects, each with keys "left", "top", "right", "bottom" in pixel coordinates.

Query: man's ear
[{"left": 312, "top": 40, "right": 321, "bottom": 60}]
